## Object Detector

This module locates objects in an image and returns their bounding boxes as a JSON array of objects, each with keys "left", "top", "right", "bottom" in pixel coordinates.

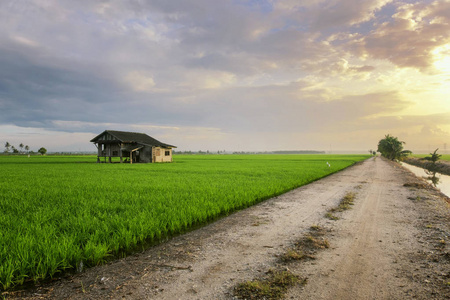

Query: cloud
[
  {"left": 338, "top": 112, "right": 450, "bottom": 139},
  {"left": 0, "top": 49, "right": 127, "bottom": 126},
  {"left": 124, "top": 71, "right": 156, "bottom": 92},
  {"left": 420, "top": 124, "right": 448, "bottom": 136},
  {"left": 301, "top": 57, "right": 376, "bottom": 79},
  {"left": 180, "top": 83, "right": 411, "bottom": 135},
  {"left": 178, "top": 69, "right": 237, "bottom": 90},
  {"left": 306, "top": 0, "right": 392, "bottom": 30},
  {"left": 0, "top": 0, "right": 448, "bottom": 152},
  {"left": 344, "top": 0, "right": 450, "bottom": 71},
  {"left": 11, "top": 35, "right": 40, "bottom": 48}
]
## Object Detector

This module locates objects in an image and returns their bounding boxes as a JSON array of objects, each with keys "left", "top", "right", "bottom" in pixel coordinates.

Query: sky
[{"left": 1, "top": 0, "right": 449, "bottom": 153}]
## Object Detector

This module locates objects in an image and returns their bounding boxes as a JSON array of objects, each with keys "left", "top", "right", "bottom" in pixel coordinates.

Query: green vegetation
[
  {"left": 3, "top": 142, "right": 30, "bottom": 154},
  {"left": 37, "top": 147, "right": 47, "bottom": 155},
  {"left": 377, "top": 134, "right": 411, "bottom": 160},
  {"left": 325, "top": 211, "right": 340, "bottom": 220},
  {"left": 407, "top": 149, "right": 450, "bottom": 181},
  {"left": 424, "top": 149, "right": 442, "bottom": 164},
  {"left": 412, "top": 154, "right": 450, "bottom": 162},
  {"left": 0, "top": 154, "right": 368, "bottom": 289},
  {"left": 4, "top": 142, "right": 11, "bottom": 153},
  {"left": 325, "top": 192, "right": 355, "bottom": 220},
  {"left": 334, "top": 192, "right": 355, "bottom": 212},
  {"left": 279, "top": 248, "right": 308, "bottom": 261},
  {"left": 236, "top": 223, "right": 330, "bottom": 298},
  {"left": 280, "top": 224, "right": 330, "bottom": 263},
  {"left": 234, "top": 269, "right": 306, "bottom": 299}
]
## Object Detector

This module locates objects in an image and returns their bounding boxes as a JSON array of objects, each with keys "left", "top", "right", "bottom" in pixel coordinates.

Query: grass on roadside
[
  {"left": 237, "top": 192, "right": 356, "bottom": 299},
  {"left": 325, "top": 192, "right": 355, "bottom": 220},
  {"left": 233, "top": 224, "right": 328, "bottom": 299},
  {"left": 325, "top": 212, "right": 340, "bottom": 220},
  {"left": 234, "top": 269, "right": 307, "bottom": 300},
  {"left": 279, "top": 225, "right": 329, "bottom": 262}
]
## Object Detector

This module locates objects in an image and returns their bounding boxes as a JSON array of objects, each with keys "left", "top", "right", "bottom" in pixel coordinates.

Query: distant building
[{"left": 90, "top": 130, "right": 176, "bottom": 163}]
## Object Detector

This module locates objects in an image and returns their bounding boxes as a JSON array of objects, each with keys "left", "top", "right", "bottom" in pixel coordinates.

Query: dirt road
[{"left": 9, "top": 157, "right": 450, "bottom": 299}]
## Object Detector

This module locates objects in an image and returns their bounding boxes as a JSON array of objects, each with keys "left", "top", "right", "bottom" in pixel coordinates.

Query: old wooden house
[{"left": 90, "top": 130, "right": 176, "bottom": 163}]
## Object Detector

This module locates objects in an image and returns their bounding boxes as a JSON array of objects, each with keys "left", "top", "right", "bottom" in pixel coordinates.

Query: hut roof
[{"left": 90, "top": 130, "right": 176, "bottom": 148}]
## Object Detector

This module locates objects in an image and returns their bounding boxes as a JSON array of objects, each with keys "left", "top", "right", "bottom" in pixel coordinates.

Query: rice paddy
[{"left": 0, "top": 154, "right": 369, "bottom": 289}]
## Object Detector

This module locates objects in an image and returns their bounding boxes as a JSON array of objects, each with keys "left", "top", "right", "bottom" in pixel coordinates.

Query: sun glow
[
  {"left": 433, "top": 44, "right": 450, "bottom": 73},
  {"left": 431, "top": 44, "right": 450, "bottom": 112}
]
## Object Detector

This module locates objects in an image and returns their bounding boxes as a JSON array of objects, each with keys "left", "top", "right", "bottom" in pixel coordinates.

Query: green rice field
[{"left": 0, "top": 154, "right": 369, "bottom": 289}]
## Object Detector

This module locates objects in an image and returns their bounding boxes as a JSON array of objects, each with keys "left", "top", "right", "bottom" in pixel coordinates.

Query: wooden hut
[{"left": 90, "top": 130, "right": 176, "bottom": 163}]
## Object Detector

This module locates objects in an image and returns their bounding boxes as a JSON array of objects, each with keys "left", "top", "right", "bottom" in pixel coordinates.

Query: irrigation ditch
[{"left": 403, "top": 157, "right": 450, "bottom": 177}]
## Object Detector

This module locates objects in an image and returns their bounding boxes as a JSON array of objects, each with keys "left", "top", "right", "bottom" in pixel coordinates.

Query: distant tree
[
  {"left": 12, "top": 146, "right": 19, "bottom": 154},
  {"left": 4, "top": 141, "right": 11, "bottom": 153},
  {"left": 38, "top": 147, "right": 47, "bottom": 155},
  {"left": 377, "top": 134, "right": 411, "bottom": 160},
  {"left": 372, "top": 151, "right": 376, "bottom": 156},
  {"left": 25, "top": 145, "right": 30, "bottom": 153},
  {"left": 19, "top": 143, "right": 24, "bottom": 154},
  {"left": 424, "top": 148, "right": 441, "bottom": 164},
  {"left": 422, "top": 148, "right": 441, "bottom": 174}
]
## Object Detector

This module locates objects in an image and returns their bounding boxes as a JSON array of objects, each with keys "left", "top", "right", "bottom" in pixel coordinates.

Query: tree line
[{"left": 3, "top": 142, "right": 47, "bottom": 155}]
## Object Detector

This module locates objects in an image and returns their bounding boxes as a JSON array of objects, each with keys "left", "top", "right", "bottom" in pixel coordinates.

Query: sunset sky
[{"left": 1, "top": 0, "right": 449, "bottom": 153}]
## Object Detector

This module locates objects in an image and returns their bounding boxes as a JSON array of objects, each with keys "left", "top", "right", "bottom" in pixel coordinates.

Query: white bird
[{"left": 326, "top": 162, "right": 331, "bottom": 168}]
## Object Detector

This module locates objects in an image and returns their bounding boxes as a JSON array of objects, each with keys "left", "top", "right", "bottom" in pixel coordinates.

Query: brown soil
[{"left": 4, "top": 157, "right": 450, "bottom": 299}]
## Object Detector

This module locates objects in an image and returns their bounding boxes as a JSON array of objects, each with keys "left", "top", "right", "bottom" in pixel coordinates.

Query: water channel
[{"left": 402, "top": 162, "right": 450, "bottom": 197}]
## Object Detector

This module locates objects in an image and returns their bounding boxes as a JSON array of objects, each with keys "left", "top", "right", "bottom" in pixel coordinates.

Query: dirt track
[{"left": 8, "top": 157, "right": 450, "bottom": 299}]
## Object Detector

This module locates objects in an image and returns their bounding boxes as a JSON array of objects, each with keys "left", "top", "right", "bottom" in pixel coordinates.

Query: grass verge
[
  {"left": 325, "top": 192, "right": 355, "bottom": 220},
  {"left": 280, "top": 225, "right": 329, "bottom": 262},
  {"left": 234, "top": 269, "right": 307, "bottom": 300}
]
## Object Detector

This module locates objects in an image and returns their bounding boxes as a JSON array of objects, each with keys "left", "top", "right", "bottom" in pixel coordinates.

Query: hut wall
[
  {"left": 153, "top": 147, "right": 173, "bottom": 162},
  {"left": 109, "top": 144, "right": 121, "bottom": 157},
  {"left": 163, "top": 148, "right": 173, "bottom": 162},
  {"left": 139, "top": 146, "right": 152, "bottom": 163}
]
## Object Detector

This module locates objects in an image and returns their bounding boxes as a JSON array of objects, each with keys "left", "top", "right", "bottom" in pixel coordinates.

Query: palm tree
[
  {"left": 377, "top": 134, "right": 411, "bottom": 160},
  {"left": 19, "top": 143, "right": 24, "bottom": 154},
  {"left": 423, "top": 148, "right": 441, "bottom": 173},
  {"left": 4, "top": 142, "right": 11, "bottom": 153},
  {"left": 25, "top": 145, "right": 30, "bottom": 154},
  {"left": 424, "top": 148, "right": 441, "bottom": 164}
]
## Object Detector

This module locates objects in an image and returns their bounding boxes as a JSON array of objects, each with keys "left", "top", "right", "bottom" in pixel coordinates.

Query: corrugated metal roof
[{"left": 90, "top": 130, "right": 176, "bottom": 148}]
